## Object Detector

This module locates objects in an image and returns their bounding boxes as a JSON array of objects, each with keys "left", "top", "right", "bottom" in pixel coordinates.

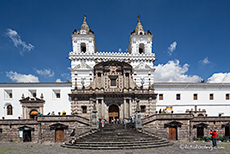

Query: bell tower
[
  {"left": 71, "top": 15, "right": 97, "bottom": 54},
  {"left": 127, "top": 16, "right": 155, "bottom": 88},
  {"left": 69, "top": 15, "right": 97, "bottom": 88},
  {"left": 128, "top": 15, "right": 153, "bottom": 55}
]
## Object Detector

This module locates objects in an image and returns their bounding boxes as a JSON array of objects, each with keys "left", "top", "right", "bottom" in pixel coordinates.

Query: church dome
[
  {"left": 135, "top": 15, "right": 144, "bottom": 35},
  {"left": 80, "top": 15, "right": 89, "bottom": 34}
]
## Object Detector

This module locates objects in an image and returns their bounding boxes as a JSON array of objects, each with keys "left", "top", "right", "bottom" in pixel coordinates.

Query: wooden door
[
  {"left": 169, "top": 127, "right": 177, "bottom": 140},
  {"left": 55, "top": 129, "right": 64, "bottom": 142},
  {"left": 108, "top": 105, "right": 119, "bottom": 123},
  {"left": 197, "top": 127, "right": 204, "bottom": 138}
]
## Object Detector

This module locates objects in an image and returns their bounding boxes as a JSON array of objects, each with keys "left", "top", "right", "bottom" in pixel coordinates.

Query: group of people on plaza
[{"left": 159, "top": 108, "right": 170, "bottom": 114}]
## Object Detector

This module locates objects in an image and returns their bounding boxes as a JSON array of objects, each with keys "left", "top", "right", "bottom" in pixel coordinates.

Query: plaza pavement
[{"left": 0, "top": 141, "right": 229, "bottom": 154}]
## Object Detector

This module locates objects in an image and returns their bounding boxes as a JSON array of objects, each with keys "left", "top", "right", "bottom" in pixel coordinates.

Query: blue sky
[{"left": 0, "top": 0, "right": 230, "bottom": 83}]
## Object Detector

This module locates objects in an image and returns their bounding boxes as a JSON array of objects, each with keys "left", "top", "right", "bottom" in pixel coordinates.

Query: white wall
[
  {"left": 0, "top": 83, "right": 71, "bottom": 119},
  {"left": 154, "top": 83, "right": 230, "bottom": 116}
]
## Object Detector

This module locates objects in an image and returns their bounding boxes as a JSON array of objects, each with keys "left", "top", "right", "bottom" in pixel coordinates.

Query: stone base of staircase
[{"left": 61, "top": 123, "right": 173, "bottom": 150}]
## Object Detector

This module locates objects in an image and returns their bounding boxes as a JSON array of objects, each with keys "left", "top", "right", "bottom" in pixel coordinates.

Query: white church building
[{"left": 1, "top": 15, "right": 230, "bottom": 120}]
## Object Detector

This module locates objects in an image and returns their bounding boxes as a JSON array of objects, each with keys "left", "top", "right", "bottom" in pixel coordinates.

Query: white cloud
[
  {"left": 200, "top": 57, "right": 210, "bottom": 64},
  {"left": 118, "top": 48, "right": 122, "bottom": 52},
  {"left": 167, "top": 41, "right": 177, "bottom": 56},
  {"left": 56, "top": 79, "right": 62, "bottom": 82},
  {"left": 207, "top": 73, "right": 230, "bottom": 83},
  {"left": 35, "top": 68, "right": 54, "bottom": 77},
  {"left": 6, "top": 71, "right": 39, "bottom": 82},
  {"left": 154, "top": 60, "right": 202, "bottom": 82},
  {"left": 5, "top": 29, "right": 34, "bottom": 55},
  {"left": 61, "top": 73, "right": 70, "bottom": 78}
]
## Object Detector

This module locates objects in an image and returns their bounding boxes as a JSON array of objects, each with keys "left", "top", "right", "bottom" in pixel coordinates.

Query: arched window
[
  {"left": 198, "top": 114, "right": 204, "bottom": 117},
  {"left": 30, "top": 110, "right": 39, "bottom": 119},
  {"left": 7, "top": 105, "right": 13, "bottom": 115},
  {"left": 139, "top": 43, "right": 144, "bottom": 54},
  {"left": 80, "top": 43, "right": 86, "bottom": 53}
]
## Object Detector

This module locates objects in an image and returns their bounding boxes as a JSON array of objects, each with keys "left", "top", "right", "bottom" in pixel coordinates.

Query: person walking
[
  {"left": 210, "top": 130, "right": 217, "bottom": 147},
  {"left": 69, "top": 129, "right": 76, "bottom": 144}
]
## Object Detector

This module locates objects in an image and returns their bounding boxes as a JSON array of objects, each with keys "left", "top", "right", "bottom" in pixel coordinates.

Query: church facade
[{"left": 69, "top": 15, "right": 156, "bottom": 121}]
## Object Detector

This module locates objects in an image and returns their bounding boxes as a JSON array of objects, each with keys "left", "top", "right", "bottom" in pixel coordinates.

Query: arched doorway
[
  {"left": 164, "top": 121, "right": 182, "bottom": 141},
  {"left": 29, "top": 110, "right": 38, "bottom": 119},
  {"left": 49, "top": 123, "right": 68, "bottom": 143},
  {"left": 108, "top": 105, "right": 119, "bottom": 123},
  {"left": 18, "top": 126, "right": 34, "bottom": 142}
]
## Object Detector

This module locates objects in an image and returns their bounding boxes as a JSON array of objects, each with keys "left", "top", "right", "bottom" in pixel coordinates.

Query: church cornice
[
  {"left": 69, "top": 52, "right": 155, "bottom": 62},
  {"left": 153, "top": 82, "right": 230, "bottom": 88}
]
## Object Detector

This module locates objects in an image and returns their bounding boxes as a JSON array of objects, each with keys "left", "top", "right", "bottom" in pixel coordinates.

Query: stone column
[
  {"left": 101, "top": 98, "right": 104, "bottom": 118},
  {"left": 123, "top": 98, "right": 126, "bottom": 119},
  {"left": 89, "top": 98, "right": 93, "bottom": 113},
  {"left": 89, "top": 100, "right": 98, "bottom": 130},
  {"left": 127, "top": 98, "right": 130, "bottom": 118},
  {"left": 120, "top": 103, "right": 124, "bottom": 121},
  {"left": 22, "top": 106, "right": 25, "bottom": 119},
  {"left": 135, "top": 98, "right": 142, "bottom": 129}
]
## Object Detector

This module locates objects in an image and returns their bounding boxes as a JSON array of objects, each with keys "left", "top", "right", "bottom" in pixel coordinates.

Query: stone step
[
  {"left": 65, "top": 141, "right": 170, "bottom": 148},
  {"left": 62, "top": 124, "right": 172, "bottom": 150},
  {"left": 73, "top": 140, "right": 170, "bottom": 144},
  {"left": 62, "top": 142, "right": 173, "bottom": 150}
]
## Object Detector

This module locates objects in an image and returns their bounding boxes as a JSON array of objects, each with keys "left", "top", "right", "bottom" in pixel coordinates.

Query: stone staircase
[{"left": 62, "top": 123, "right": 172, "bottom": 150}]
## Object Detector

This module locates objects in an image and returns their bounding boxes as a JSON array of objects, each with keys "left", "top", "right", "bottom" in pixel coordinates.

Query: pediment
[
  {"left": 73, "top": 62, "right": 93, "bottom": 70},
  {"left": 134, "top": 63, "right": 153, "bottom": 70}
]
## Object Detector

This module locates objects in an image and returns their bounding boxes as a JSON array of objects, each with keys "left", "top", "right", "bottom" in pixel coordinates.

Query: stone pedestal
[
  {"left": 89, "top": 102, "right": 99, "bottom": 130},
  {"left": 135, "top": 112, "right": 142, "bottom": 129},
  {"left": 89, "top": 112, "right": 98, "bottom": 130}
]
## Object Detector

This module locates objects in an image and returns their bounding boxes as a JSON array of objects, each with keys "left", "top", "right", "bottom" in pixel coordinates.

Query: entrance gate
[{"left": 108, "top": 105, "right": 119, "bottom": 123}]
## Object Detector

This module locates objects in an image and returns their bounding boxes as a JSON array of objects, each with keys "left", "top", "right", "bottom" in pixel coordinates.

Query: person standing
[
  {"left": 123, "top": 119, "right": 127, "bottom": 129},
  {"left": 101, "top": 119, "right": 105, "bottom": 127},
  {"left": 210, "top": 130, "right": 217, "bottom": 147},
  {"left": 159, "top": 109, "right": 162, "bottom": 114}
]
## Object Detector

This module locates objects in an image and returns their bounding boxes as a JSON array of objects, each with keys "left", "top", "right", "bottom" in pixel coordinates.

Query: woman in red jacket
[{"left": 210, "top": 130, "right": 217, "bottom": 147}]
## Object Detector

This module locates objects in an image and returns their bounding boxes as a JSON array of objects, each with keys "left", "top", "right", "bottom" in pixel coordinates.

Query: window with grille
[
  {"left": 194, "top": 94, "right": 198, "bottom": 100},
  {"left": 29, "top": 90, "right": 36, "bottom": 97},
  {"left": 159, "top": 94, "right": 163, "bottom": 100},
  {"left": 53, "top": 90, "right": 61, "bottom": 98},
  {"left": 4, "top": 90, "right": 12, "bottom": 99},
  {"left": 226, "top": 94, "right": 229, "bottom": 100},
  {"left": 210, "top": 94, "right": 214, "bottom": 100},
  {"left": 176, "top": 94, "right": 181, "bottom": 100},
  {"left": 7, "top": 105, "right": 13, "bottom": 115}
]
